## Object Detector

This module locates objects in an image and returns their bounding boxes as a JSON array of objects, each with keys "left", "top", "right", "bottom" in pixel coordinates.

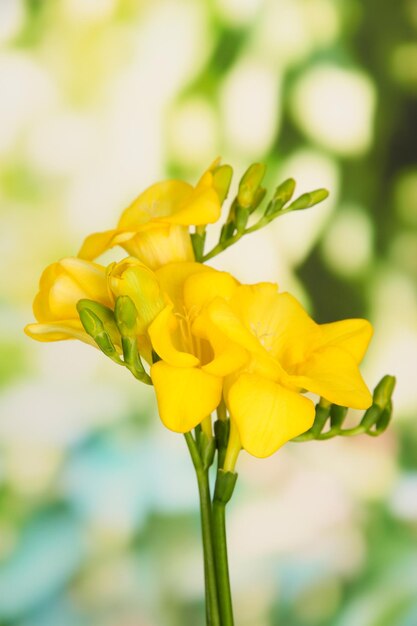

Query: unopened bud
[
  {"left": 238, "top": 163, "right": 266, "bottom": 209},
  {"left": 288, "top": 188, "right": 329, "bottom": 211},
  {"left": 373, "top": 375, "right": 396, "bottom": 409},
  {"left": 115, "top": 295, "right": 137, "bottom": 337},
  {"left": 213, "top": 164, "right": 233, "bottom": 203},
  {"left": 265, "top": 178, "right": 296, "bottom": 216},
  {"left": 77, "top": 302, "right": 120, "bottom": 362}
]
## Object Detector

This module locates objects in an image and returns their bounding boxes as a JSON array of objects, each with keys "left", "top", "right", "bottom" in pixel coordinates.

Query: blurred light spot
[
  {"left": 0, "top": 53, "right": 57, "bottom": 155},
  {"left": 390, "top": 231, "right": 417, "bottom": 275},
  {"left": 390, "top": 473, "right": 417, "bottom": 521},
  {"left": 395, "top": 168, "right": 417, "bottom": 225},
  {"left": 321, "top": 206, "right": 373, "bottom": 277},
  {"left": 221, "top": 57, "right": 280, "bottom": 157},
  {"left": 255, "top": 0, "right": 339, "bottom": 67},
  {"left": 0, "top": 0, "right": 25, "bottom": 43},
  {"left": 169, "top": 98, "right": 218, "bottom": 168},
  {"left": 26, "top": 112, "right": 98, "bottom": 176},
  {"left": 272, "top": 149, "right": 339, "bottom": 265},
  {"left": 6, "top": 445, "right": 61, "bottom": 496},
  {"left": 390, "top": 43, "right": 417, "bottom": 90},
  {"left": 62, "top": 0, "right": 116, "bottom": 22},
  {"left": 291, "top": 65, "right": 376, "bottom": 156},
  {"left": 214, "top": 0, "right": 263, "bottom": 26},
  {"left": 369, "top": 269, "right": 417, "bottom": 416},
  {"left": 294, "top": 576, "right": 341, "bottom": 623}
]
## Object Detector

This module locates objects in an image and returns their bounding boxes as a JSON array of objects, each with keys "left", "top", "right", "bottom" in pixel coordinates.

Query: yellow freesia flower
[
  {"left": 78, "top": 166, "right": 222, "bottom": 270},
  {"left": 148, "top": 262, "right": 248, "bottom": 434},
  {"left": 25, "top": 257, "right": 112, "bottom": 345},
  {"left": 199, "top": 282, "right": 373, "bottom": 459}
]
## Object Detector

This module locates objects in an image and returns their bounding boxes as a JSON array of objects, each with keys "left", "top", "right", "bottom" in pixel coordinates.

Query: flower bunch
[{"left": 26, "top": 160, "right": 395, "bottom": 625}]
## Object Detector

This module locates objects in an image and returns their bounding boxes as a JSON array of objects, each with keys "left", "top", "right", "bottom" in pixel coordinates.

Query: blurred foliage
[{"left": 1, "top": 0, "right": 417, "bottom": 625}]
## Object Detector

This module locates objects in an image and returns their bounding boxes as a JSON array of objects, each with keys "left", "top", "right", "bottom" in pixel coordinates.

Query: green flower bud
[
  {"left": 265, "top": 178, "right": 296, "bottom": 215},
  {"left": 237, "top": 163, "right": 266, "bottom": 209},
  {"left": 115, "top": 295, "right": 138, "bottom": 338},
  {"left": 288, "top": 188, "right": 329, "bottom": 211},
  {"left": 77, "top": 302, "right": 121, "bottom": 363},
  {"left": 373, "top": 375, "right": 396, "bottom": 409},
  {"left": 213, "top": 164, "right": 233, "bottom": 204}
]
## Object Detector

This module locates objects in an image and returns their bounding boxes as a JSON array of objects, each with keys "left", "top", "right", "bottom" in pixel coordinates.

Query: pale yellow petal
[
  {"left": 122, "top": 224, "right": 194, "bottom": 270},
  {"left": 227, "top": 373, "right": 315, "bottom": 458},
  {"left": 118, "top": 180, "right": 193, "bottom": 229},
  {"left": 24, "top": 320, "right": 95, "bottom": 345},
  {"left": 151, "top": 361, "right": 222, "bottom": 432},
  {"left": 78, "top": 230, "right": 121, "bottom": 261},
  {"left": 291, "top": 345, "right": 372, "bottom": 409},
  {"left": 165, "top": 185, "right": 221, "bottom": 225},
  {"left": 148, "top": 305, "right": 199, "bottom": 367}
]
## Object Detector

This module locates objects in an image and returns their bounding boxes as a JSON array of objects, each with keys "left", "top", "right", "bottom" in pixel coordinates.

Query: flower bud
[
  {"left": 108, "top": 258, "right": 165, "bottom": 334},
  {"left": 213, "top": 164, "right": 233, "bottom": 204},
  {"left": 237, "top": 163, "right": 266, "bottom": 209},
  {"left": 115, "top": 295, "right": 138, "bottom": 338},
  {"left": 77, "top": 300, "right": 122, "bottom": 363},
  {"left": 265, "top": 178, "right": 296, "bottom": 216},
  {"left": 288, "top": 188, "right": 329, "bottom": 211},
  {"left": 373, "top": 375, "right": 396, "bottom": 409}
]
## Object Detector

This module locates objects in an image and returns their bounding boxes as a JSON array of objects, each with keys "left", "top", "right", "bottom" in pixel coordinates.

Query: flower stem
[
  {"left": 213, "top": 499, "right": 234, "bottom": 625},
  {"left": 184, "top": 433, "right": 220, "bottom": 626},
  {"left": 213, "top": 469, "right": 238, "bottom": 625}
]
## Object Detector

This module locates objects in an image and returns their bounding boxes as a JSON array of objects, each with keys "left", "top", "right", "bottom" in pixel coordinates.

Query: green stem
[
  {"left": 184, "top": 433, "right": 220, "bottom": 626},
  {"left": 213, "top": 499, "right": 234, "bottom": 625}
]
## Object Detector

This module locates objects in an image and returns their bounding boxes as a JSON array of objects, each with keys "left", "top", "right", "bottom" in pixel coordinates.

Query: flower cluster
[{"left": 25, "top": 160, "right": 380, "bottom": 465}]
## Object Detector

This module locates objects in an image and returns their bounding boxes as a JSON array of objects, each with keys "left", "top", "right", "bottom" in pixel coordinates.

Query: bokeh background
[{"left": 1, "top": 0, "right": 417, "bottom": 624}]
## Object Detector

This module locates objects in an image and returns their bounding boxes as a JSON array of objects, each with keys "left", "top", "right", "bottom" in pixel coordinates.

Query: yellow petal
[
  {"left": 205, "top": 297, "right": 262, "bottom": 355},
  {"left": 60, "top": 258, "right": 110, "bottom": 305},
  {"left": 118, "top": 180, "right": 193, "bottom": 229},
  {"left": 155, "top": 262, "right": 211, "bottom": 310},
  {"left": 291, "top": 345, "right": 372, "bottom": 409},
  {"left": 24, "top": 320, "right": 94, "bottom": 344},
  {"left": 148, "top": 305, "right": 199, "bottom": 367},
  {"left": 318, "top": 318, "right": 373, "bottom": 364},
  {"left": 165, "top": 184, "right": 221, "bottom": 225},
  {"left": 121, "top": 224, "right": 194, "bottom": 270},
  {"left": 227, "top": 373, "right": 315, "bottom": 458},
  {"left": 78, "top": 230, "right": 120, "bottom": 261},
  {"left": 183, "top": 269, "right": 238, "bottom": 312},
  {"left": 230, "top": 286, "right": 317, "bottom": 368},
  {"left": 151, "top": 361, "right": 222, "bottom": 432}
]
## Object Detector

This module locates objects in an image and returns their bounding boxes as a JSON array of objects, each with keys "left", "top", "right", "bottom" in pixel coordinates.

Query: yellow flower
[
  {"left": 148, "top": 262, "right": 248, "bottom": 434},
  {"left": 78, "top": 165, "right": 222, "bottom": 270},
  {"left": 25, "top": 257, "right": 113, "bottom": 345},
  {"left": 201, "top": 283, "right": 373, "bottom": 458}
]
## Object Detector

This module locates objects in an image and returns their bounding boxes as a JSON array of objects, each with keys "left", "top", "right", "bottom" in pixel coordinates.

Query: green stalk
[
  {"left": 212, "top": 470, "right": 238, "bottom": 626},
  {"left": 184, "top": 433, "right": 220, "bottom": 626},
  {"left": 213, "top": 499, "right": 234, "bottom": 625}
]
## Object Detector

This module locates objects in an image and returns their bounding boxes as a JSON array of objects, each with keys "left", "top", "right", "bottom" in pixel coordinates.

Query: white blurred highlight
[
  {"left": 321, "top": 206, "right": 373, "bottom": 277},
  {"left": 0, "top": 0, "right": 25, "bottom": 43},
  {"left": 291, "top": 65, "right": 376, "bottom": 156},
  {"left": 221, "top": 57, "right": 280, "bottom": 158}
]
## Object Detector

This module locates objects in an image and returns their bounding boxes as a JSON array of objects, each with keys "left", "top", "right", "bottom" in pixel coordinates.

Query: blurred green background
[{"left": 1, "top": 1, "right": 417, "bottom": 624}]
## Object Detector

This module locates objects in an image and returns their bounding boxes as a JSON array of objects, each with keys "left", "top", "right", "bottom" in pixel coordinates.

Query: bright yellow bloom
[
  {"left": 200, "top": 283, "right": 373, "bottom": 458},
  {"left": 148, "top": 262, "right": 248, "bottom": 433},
  {"left": 78, "top": 166, "right": 222, "bottom": 270},
  {"left": 24, "top": 257, "right": 112, "bottom": 345}
]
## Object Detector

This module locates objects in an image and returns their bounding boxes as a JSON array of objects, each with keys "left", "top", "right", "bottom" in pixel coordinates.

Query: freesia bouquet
[{"left": 26, "top": 160, "right": 395, "bottom": 625}]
